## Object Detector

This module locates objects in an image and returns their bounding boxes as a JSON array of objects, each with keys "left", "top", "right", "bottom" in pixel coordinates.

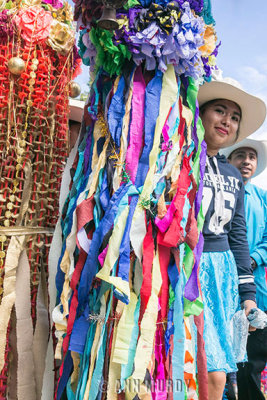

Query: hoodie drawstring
[{"left": 206, "top": 155, "right": 225, "bottom": 235}]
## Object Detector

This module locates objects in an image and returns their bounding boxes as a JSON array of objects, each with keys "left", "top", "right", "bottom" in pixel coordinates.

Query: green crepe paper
[
  {"left": 124, "top": 0, "right": 140, "bottom": 10},
  {"left": 184, "top": 297, "right": 203, "bottom": 317},
  {"left": 5, "top": 1, "right": 13, "bottom": 9},
  {"left": 90, "top": 27, "right": 132, "bottom": 76},
  {"left": 169, "top": 285, "right": 175, "bottom": 307},
  {"left": 182, "top": 77, "right": 205, "bottom": 317},
  {"left": 187, "top": 77, "right": 205, "bottom": 188},
  {"left": 183, "top": 243, "right": 194, "bottom": 279}
]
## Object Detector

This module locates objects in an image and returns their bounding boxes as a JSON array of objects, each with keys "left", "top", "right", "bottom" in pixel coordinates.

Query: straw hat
[
  {"left": 69, "top": 98, "right": 85, "bottom": 123},
  {"left": 198, "top": 77, "right": 266, "bottom": 143},
  {"left": 221, "top": 138, "right": 267, "bottom": 178}
]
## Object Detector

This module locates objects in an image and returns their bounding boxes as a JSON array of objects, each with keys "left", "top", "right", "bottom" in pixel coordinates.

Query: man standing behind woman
[
  {"left": 222, "top": 138, "right": 267, "bottom": 399},
  {"left": 196, "top": 77, "right": 266, "bottom": 399}
]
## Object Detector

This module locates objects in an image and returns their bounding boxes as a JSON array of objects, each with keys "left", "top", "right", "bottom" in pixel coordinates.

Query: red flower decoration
[{"left": 14, "top": 6, "right": 53, "bottom": 43}]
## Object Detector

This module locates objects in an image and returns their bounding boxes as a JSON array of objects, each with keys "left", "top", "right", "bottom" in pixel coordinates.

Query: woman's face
[{"left": 201, "top": 99, "right": 241, "bottom": 156}]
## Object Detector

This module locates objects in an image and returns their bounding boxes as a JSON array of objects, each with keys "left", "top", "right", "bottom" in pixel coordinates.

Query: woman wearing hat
[
  {"left": 197, "top": 77, "right": 266, "bottom": 399},
  {"left": 222, "top": 138, "right": 267, "bottom": 400}
]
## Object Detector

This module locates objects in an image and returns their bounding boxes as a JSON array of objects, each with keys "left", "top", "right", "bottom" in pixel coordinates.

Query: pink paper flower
[{"left": 15, "top": 6, "right": 53, "bottom": 43}]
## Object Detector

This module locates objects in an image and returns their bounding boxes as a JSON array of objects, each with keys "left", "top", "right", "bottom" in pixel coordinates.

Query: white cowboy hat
[
  {"left": 221, "top": 138, "right": 267, "bottom": 177},
  {"left": 198, "top": 77, "right": 266, "bottom": 143},
  {"left": 69, "top": 99, "right": 85, "bottom": 123}
]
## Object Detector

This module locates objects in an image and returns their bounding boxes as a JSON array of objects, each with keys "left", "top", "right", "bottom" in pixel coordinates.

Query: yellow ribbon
[
  {"left": 112, "top": 291, "right": 138, "bottom": 365},
  {"left": 106, "top": 300, "right": 125, "bottom": 400},
  {"left": 96, "top": 206, "right": 130, "bottom": 300}
]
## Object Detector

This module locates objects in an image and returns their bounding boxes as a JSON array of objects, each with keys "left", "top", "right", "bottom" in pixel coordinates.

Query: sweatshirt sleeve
[
  {"left": 250, "top": 191, "right": 267, "bottom": 267},
  {"left": 228, "top": 181, "right": 256, "bottom": 303}
]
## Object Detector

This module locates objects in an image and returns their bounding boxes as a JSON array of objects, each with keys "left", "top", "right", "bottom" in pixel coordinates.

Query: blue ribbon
[
  {"left": 107, "top": 76, "right": 126, "bottom": 147},
  {"left": 56, "top": 352, "right": 73, "bottom": 400},
  {"left": 113, "top": 71, "right": 163, "bottom": 301}
]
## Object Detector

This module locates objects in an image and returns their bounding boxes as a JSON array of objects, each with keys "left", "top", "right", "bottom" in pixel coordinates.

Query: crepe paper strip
[
  {"left": 139, "top": 220, "right": 154, "bottom": 320},
  {"left": 130, "top": 64, "right": 177, "bottom": 263},
  {"left": 184, "top": 317, "right": 198, "bottom": 400},
  {"left": 66, "top": 351, "right": 80, "bottom": 399},
  {"left": 97, "top": 184, "right": 139, "bottom": 303},
  {"left": 55, "top": 184, "right": 131, "bottom": 395},
  {"left": 57, "top": 155, "right": 97, "bottom": 316},
  {"left": 82, "top": 320, "right": 103, "bottom": 398},
  {"left": 157, "top": 152, "right": 193, "bottom": 247},
  {"left": 88, "top": 291, "right": 113, "bottom": 400},
  {"left": 125, "top": 66, "right": 146, "bottom": 184},
  {"left": 108, "top": 76, "right": 126, "bottom": 148},
  {"left": 165, "top": 304, "right": 174, "bottom": 356},
  {"left": 105, "top": 300, "right": 125, "bottom": 400},
  {"left": 151, "top": 100, "right": 181, "bottom": 202},
  {"left": 158, "top": 244, "right": 170, "bottom": 321},
  {"left": 194, "top": 312, "right": 208, "bottom": 400},
  {"left": 90, "top": 27, "right": 132, "bottom": 76},
  {"left": 172, "top": 250, "right": 185, "bottom": 400},
  {"left": 90, "top": 118, "right": 110, "bottom": 179},
  {"left": 74, "top": 322, "right": 97, "bottom": 399},
  {"left": 119, "top": 297, "right": 140, "bottom": 391},
  {"left": 135, "top": 70, "right": 163, "bottom": 189},
  {"left": 112, "top": 291, "right": 138, "bottom": 364},
  {"left": 77, "top": 182, "right": 132, "bottom": 309},
  {"left": 127, "top": 249, "right": 162, "bottom": 396},
  {"left": 96, "top": 206, "right": 129, "bottom": 285},
  {"left": 152, "top": 325, "right": 167, "bottom": 400},
  {"left": 114, "top": 196, "right": 138, "bottom": 304},
  {"left": 62, "top": 248, "right": 89, "bottom": 354},
  {"left": 113, "top": 73, "right": 134, "bottom": 191},
  {"left": 80, "top": 292, "right": 109, "bottom": 400},
  {"left": 124, "top": 0, "right": 140, "bottom": 10},
  {"left": 200, "top": 0, "right": 215, "bottom": 25},
  {"left": 98, "top": 245, "right": 109, "bottom": 266},
  {"left": 56, "top": 352, "right": 73, "bottom": 400},
  {"left": 155, "top": 108, "right": 191, "bottom": 238},
  {"left": 186, "top": 78, "right": 206, "bottom": 216},
  {"left": 183, "top": 78, "right": 206, "bottom": 306},
  {"left": 88, "top": 136, "right": 110, "bottom": 199}
]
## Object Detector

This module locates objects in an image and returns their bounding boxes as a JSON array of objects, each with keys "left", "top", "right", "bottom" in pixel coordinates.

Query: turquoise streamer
[
  {"left": 200, "top": 0, "right": 215, "bottom": 25},
  {"left": 172, "top": 245, "right": 185, "bottom": 400}
]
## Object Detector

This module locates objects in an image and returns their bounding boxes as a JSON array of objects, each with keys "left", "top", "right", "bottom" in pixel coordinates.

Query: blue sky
[
  {"left": 211, "top": 0, "right": 267, "bottom": 187},
  {"left": 212, "top": 0, "right": 267, "bottom": 141},
  {"left": 73, "top": 0, "right": 267, "bottom": 186}
]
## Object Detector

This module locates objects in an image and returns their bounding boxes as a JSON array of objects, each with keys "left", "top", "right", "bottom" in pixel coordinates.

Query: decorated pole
[
  {"left": 52, "top": 0, "right": 220, "bottom": 399},
  {"left": 0, "top": 0, "right": 80, "bottom": 398}
]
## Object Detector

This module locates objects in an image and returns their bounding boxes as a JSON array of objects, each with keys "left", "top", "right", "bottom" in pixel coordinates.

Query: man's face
[{"left": 229, "top": 147, "right": 258, "bottom": 182}]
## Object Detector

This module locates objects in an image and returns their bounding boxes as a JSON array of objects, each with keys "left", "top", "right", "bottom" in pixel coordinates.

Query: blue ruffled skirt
[{"left": 200, "top": 250, "right": 239, "bottom": 373}]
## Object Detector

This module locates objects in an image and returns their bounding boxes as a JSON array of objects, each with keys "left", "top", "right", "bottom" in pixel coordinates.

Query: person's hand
[{"left": 243, "top": 299, "right": 257, "bottom": 331}]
